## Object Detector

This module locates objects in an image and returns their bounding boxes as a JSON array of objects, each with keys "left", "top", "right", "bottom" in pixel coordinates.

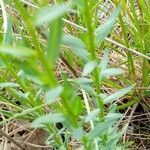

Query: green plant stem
[
  {"left": 82, "top": 90, "right": 99, "bottom": 150},
  {"left": 0, "top": 0, "right": 41, "bottom": 108},
  {"left": 13, "top": 0, "right": 80, "bottom": 132},
  {"left": 46, "top": 125, "right": 63, "bottom": 146},
  {"left": 117, "top": 98, "right": 139, "bottom": 110},
  {"left": 13, "top": 0, "right": 57, "bottom": 87},
  {"left": 83, "top": 0, "right": 104, "bottom": 119},
  {"left": 118, "top": 15, "right": 136, "bottom": 81},
  {"left": 0, "top": 55, "right": 38, "bottom": 107},
  {"left": 125, "top": 1, "right": 149, "bottom": 88}
]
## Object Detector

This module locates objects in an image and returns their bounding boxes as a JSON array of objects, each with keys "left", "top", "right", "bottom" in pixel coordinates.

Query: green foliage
[
  {"left": 45, "top": 86, "right": 63, "bottom": 103},
  {"left": 95, "top": 5, "right": 121, "bottom": 45},
  {"left": 0, "top": 82, "right": 19, "bottom": 88},
  {"left": 31, "top": 113, "right": 66, "bottom": 128},
  {"left": 100, "top": 68, "right": 124, "bottom": 79},
  {"left": 0, "top": 46, "right": 37, "bottom": 58},
  {"left": 35, "top": 4, "right": 70, "bottom": 26},
  {"left": 0, "top": 0, "right": 149, "bottom": 149},
  {"left": 104, "top": 85, "right": 135, "bottom": 104},
  {"left": 47, "top": 18, "right": 63, "bottom": 65},
  {"left": 62, "top": 34, "right": 90, "bottom": 62},
  {"left": 82, "top": 60, "right": 97, "bottom": 76}
]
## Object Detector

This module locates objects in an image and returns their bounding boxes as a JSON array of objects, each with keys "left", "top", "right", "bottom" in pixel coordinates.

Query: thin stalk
[
  {"left": 129, "top": 0, "right": 141, "bottom": 33},
  {"left": 128, "top": 1, "right": 149, "bottom": 87},
  {"left": 13, "top": 0, "right": 80, "bottom": 135},
  {"left": 61, "top": 18, "right": 150, "bottom": 60},
  {"left": 0, "top": 55, "right": 39, "bottom": 107},
  {"left": 46, "top": 125, "right": 63, "bottom": 146},
  {"left": 118, "top": 15, "right": 136, "bottom": 80},
  {"left": 13, "top": 0, "right": 57, "bottom": 87},
  {"left": 141, "top": 43, "right": 149, "bottom": 87},
  {"left": 83, "top": 0, "right": 104, "bottom": 119},
  {"left": 0, "top": 0, "right": 23, "bottom": 89},
  {"left": 82, "top": 89, "right": 99, "bottom": 150},
  {"left": 0, "top": 0, "right": 39, "bottom": 107}
]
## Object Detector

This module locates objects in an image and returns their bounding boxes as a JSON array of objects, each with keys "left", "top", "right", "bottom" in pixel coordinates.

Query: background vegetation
[{"left": 0, "top": 0, "right": 149, "bottom": 149}]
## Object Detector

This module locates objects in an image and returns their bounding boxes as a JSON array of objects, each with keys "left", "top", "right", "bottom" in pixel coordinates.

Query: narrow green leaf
[
  {"left": 11, "top": 89, "right": 29, "bottom": 99},
  {"left": 0, "top": 82, "right": 19, "bottom": 88},
  {"left": 104, "top": 85, "right": 135, "bottom": 104},
  {"left": 95, "top": 6, "right": 121, "bottom": 45},
  {"left": 89, "top": 112, "right": 123, "bottom": 141},
  {"left": 105, "top": 113, "right": 123, "bottom": 122},
  {"left": 106, "top": 124, "right": 128, "bottom": 149},
  {"left": 100, "top": 68, "right": 124, "bottom": 79},
  {"left": 0, "top": 103, "right": 47, "bottom": 125},
  {"left": 44, "top": 32, "right": 89, "bottom": 62},
  {"left": 0, "top": 46, "right": 37, "bottom": 58},
  {"left": 18, "top": 62, "right": 44, "bottom": 85},
  {"left": 85, "top": 109, "right": 99, "bottom": 122},
  {"left": 99, "top": 93, "right": 107, "bottom": 99},
  {"left": 62, "top": 34, "right": 90, "bottom": 62},
  {"left": 47, "top": 18, "right": 62, "bottom": 65},
  {"left": 63, "top": 34, "right": 85, "bottom": 49},
  {"left": 71, "top": 97, "right": 83, "bottom": 116},
  {"left": 35, "top": 4, "right": 69, "bottom": 26},
  {"left": 75, "top": 77, "right": 92, "bottom": 85},
  {"left": 81, "top": 85, "right": 96, "bottom": 96},
  {"left": 31, "top": 113, "right": 65, "bottom": 128},
  {"left": 0, "top": 60, "right": 5, "bottom": 68},
  {"left": 18, "top": 62, "right": 40, "bottom": 78},
  {"left": 3, "top": 18, "right": 13, "bottom": 44},
  {"left": 88, "top": 120, "right": 113, "bottom": 141},
  {"left": 99, "top": 50, "right": 109, "bottom": 71},
  {"left": 82, "top": 61, "right": 97, "bottom": 76},
  {"left": 45, "top": 86, "right": 63, "bottom": 103},
  {"left": 72, "top": 128, "right": 83, "bottom": 140}
]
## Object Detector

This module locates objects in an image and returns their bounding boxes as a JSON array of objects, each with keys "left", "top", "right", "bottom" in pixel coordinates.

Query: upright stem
[
  {"left": 118, "top": 15, "right": 136, "bottom": 80},
  {"left": 82, "top": 90, "right": 99, "bottom": 150},
  {"left": 14, "top": 0, "right": 57, "bottom": 87},
  {"left": 83, "top": 1, "right": 104, "bottom": 119},
  {"left": 0, "top": 0, "right": 38, "bottom": 107}
]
